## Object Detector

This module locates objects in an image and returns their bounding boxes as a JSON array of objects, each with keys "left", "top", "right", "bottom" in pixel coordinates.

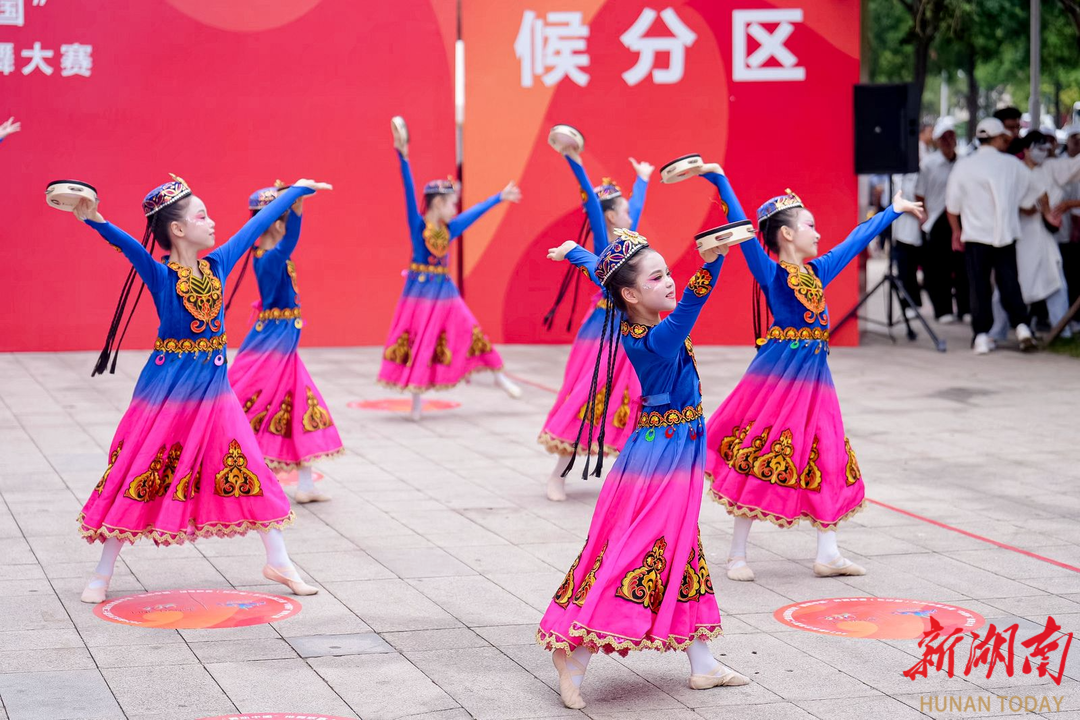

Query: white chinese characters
[
  {"left": 20, "top": 40, "right": 52, "bottom": 75},
  {"left": 514, "top": 6, "right": 699, "bottom": 89},
  {"left": 0, "top": 0, "right": 24, "bottom": 27},
  {"left": 60, "top": 42, "right": 92, "bottom": 77},
  {"left": 515, "top": 10, "right": 591, "bottom": 88},
  {"left": 732, "top": 8, "right": 805, "bottom": 82},
  {"left": 620, "top": 7, "right": 697, "bottom": 86}
]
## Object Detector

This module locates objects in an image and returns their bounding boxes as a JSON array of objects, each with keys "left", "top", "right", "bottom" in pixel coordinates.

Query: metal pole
[{"left": 1031, "top": 0, "right": 1041, "bottom": 126}]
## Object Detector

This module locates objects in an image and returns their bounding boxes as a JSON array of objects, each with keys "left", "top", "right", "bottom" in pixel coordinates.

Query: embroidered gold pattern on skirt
[
  {"left": 251, "top": 403, "right": 270, "bottom": 433},
  {"left": 124, "top": 445, "right": 169, "bottom": 503},
  {"left": 467, "top": 326, "right": 492, "bottom": 357},
  {"left": 384, "top": 331, "right": 413, "bottom": 366},
  {"left": 214, "top": 440, "right": 263, "bottom": 498},
  {"left": 844, "top": 437, "right": 862, "bottom": 486},
  {"left": 301, "top": 387, "right": 334, "bottom": 432},
  {"left": 553, "top": 547, "right": 582, "bottom": 609},
  {"left": 800, "top": 437, "right": 823, "bottom": 492},
  {"left": 268, "top": 392, "right": 293, "bottom": 438},
  {"left": 572, "top": 542, "right": 607, "bottom": 607},
  {"left": 242, "top": 391, "right": 262, "bottom": 413},
  {"left": 578, "top": 386, "right": 608, "bottom": 426},
  {"left": 612, "top": 389, "right": 631, "bottom": 429},
  {"left": 432, "top": 331, "right": 452, "bottom": 366},
  {"left": 719, "top": 424, "right": 829, "bottom": 493},
  {"left": 96, "top": 440, "right": 122, "bottom": 495},
  {"left": 616, "top": 537, "right": 668, "bottom": 613},
  {"left": 173, "top": 467, "right": 201, "bottom": 502}
]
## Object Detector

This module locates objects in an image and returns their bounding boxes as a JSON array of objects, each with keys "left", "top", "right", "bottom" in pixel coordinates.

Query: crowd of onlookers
[{"left": 873, "top": 107, "right": 1080, "bottom": 354}]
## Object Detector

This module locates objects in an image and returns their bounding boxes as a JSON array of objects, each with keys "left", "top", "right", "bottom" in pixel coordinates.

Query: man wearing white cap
[
  {"left": 916, "top": 117, "right": 968, "bottom": 322},
  {"left": 1052, "top": 125, "right": 1080, "bottom": 317},
  {"left": 945, "top": 117, "right": 1037, "bottom": 354}
]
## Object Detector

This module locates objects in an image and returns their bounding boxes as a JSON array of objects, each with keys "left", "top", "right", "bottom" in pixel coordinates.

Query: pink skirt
[
  {"left": 706, "top": 341, "right": 866, "bottom": 530},
  {"left": 81, "top": 357, "right": 294, "bottom": 546},
  {"left": 229, "top": 348, "right": 343, "bottom": 471},
  {"left": 378, "top": 271, "right": 503, "bottom": 393},
  {"left": 538, "top": 298, "right": 642, "bottom": 457},
  {"left": 537, "top": 420, "right": 722, "bottom": 655}
]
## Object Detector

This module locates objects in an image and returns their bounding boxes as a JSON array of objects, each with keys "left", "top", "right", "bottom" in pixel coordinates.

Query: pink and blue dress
[
  {"left": 79, "top": 186, "right": 313, "bottom": 545},
  {"left": 228, "top": 208, "right": 343, "bottom": 471},
  {"left": 537, "top": 234, "right": 727, "bottom": 655},
  {"left": 537, "top": 158, "right": 647, "bottom": 458},
  {"left": 378, "top": 152, "right": 505, "bottom": 392},
  {"left": 702, "top": 173, "right": 902, "bottom": 529}
]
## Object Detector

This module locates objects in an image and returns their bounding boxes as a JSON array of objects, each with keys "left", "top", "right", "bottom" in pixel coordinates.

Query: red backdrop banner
[
  {"left": 460, "top": 0, "right": 862, "bottom": 345},
  {"left": 1, "top": 0, "right": 456, "bottom": 352}
]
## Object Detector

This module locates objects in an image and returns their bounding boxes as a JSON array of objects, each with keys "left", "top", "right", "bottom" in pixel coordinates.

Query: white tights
[
  {"left": 565, "top": 639, "right": 721, "bottom": 687},
  {"left": 296, "top": 466, "right": 316, "bottom": 493},
  {"left": 728, "top": 516, "right": 844, "bottom": 565}
]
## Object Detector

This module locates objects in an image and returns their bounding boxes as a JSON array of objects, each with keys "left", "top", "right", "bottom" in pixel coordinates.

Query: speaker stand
[{"left": 834, "top": 233, "right": 946, "bottom": 352}]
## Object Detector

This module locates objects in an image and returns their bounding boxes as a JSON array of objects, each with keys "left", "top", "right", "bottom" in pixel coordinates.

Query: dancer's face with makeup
[
  {"left": 780, "top": 208, "right": 820, "bottom": 261},
  {"left": 619, "top": 249, "right": 677, "bottom": 319},
  {"left": 170, "top": 196, "right": 217, "bottom": 250}
]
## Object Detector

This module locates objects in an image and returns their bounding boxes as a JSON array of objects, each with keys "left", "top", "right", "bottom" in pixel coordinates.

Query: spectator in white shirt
[
  {"left": 946, "top": 117, "right": 1037, "bottom": 354},
  {"left": 892, "top": 170, "right": 924, "bottom": 318},
  {"left": 916, "top": 117, "right": 968, "bottom": 322},
  {"left": 1051, "top": 125, "right": 1080, "bottom": 321},
  {"left": 992, "top": 130, "right": 1078, "bottom": 338}
]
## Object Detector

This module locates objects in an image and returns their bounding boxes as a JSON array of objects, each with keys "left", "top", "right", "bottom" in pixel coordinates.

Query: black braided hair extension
[
  {"left": 92, "top": 221, "right": 155, "bottom": 376},
  {"left": 561, "top": 295, "right": 617, "bottom": 480},
  {"left": 541, "top": 216, "right": 591, "bottom": 331},
  {"left": 588, "top": 302, "right": 621, "bottom": 478},
  {"left": 225, "top": 246, "right": 256, "bottom": 312}
]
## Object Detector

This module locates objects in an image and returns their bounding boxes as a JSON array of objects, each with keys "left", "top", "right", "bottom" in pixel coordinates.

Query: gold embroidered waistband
[
  {"left": 257, "top": 307, "right": 301, "bottom": 322},
  {"left": 756, "top": 326, "right": 830, "bottom": 346},
  {"left": 155, "top": 335, "right": 227, "bottom": 353},
  {"left": 409, "top": 263, "right": 449, "bottom": 275},
  {"left": 637, "top": 404, "right": 704, "bottom": 429}
]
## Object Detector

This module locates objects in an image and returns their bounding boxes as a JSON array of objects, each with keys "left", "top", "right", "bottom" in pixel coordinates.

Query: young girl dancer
[
  {"left": 699, "top": 173, "right": 923, "bottom": 581},
  {"left": 538, "top": 187, "right": 750, "bottom": 708},
  {"left": 538, "top": 146, "right": 652, "bottom": 502},
  {"left": 73, "top": 176, "right": 329, "bottom": 603},
  {"left": 228, "top": 185, "right": 343, "bottom": 504},
  {"left": 378, "top": 119, "right": 523, "bottom": 420}
]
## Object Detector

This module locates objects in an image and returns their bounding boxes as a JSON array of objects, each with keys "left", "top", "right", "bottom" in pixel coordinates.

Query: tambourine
[
  {"left": 391, "top": 116, "right": 409, "bottom": 148},
  {"left": 660, "top": 154, "right": 704, "bottom": 184},
  {"left": 548, "top": 124, "right": 585, "bottom": 154},
  {"left": 45, "top": 180, "right": 98, "bottom": 211},
  {"left": 694, "top": 219, "right": 755, "bottom": 256}
]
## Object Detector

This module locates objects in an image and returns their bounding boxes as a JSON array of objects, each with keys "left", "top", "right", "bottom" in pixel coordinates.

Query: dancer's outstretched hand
[
  {"left": 501, "top": 181, "right": 522, "bottom": 203},
  {"left": 629, "top": 157, "right": 654, "bottom": 182},
  {"left": 391, "top": 116, "right": 409, "bottom": 157},
  {"left": 547, "top": 240, "right": 577, "bottom": 262},
  {"left": 892, "top": 191, "right": 925, "bottom": 222},
  {"left": 0, "top": 117, "right": 20, "bottom": 141},
  {"left": 699, "top": 162, "right": 724, "bottom": 175},
  {"left": 293, "top": 179, "right": 333, "bottom": 192},
  {"left": 73, "top": 197, "right": 104, "bottom": 224}
]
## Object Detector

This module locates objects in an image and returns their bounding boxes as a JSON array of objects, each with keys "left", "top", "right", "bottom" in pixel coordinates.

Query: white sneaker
[
  {"left": 495, "top": 373, "right": 523, "bottom": 399},
  {"left": 904, "top": 307, "right": 919, "bottom": 320},
  {"left": 973, "top": 333, "right": 994, "bottom": 355},
  {"left": 937, "top": 313, "right": 956, "bottom": 324},
  {"left": 1016, "top": 323, "right": 1037, "bottom": 352}
]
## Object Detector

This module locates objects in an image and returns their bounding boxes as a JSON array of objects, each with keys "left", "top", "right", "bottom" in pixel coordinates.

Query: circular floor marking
[
  {"left": 275, "top": 469, "right": 325, "bottom": 485},
  {"left": 348, "top": 398, "right": 461, "bottom": 412},
  {"left": 773, "top": 597, "right": 985, "bottom": 639},
  {"left": 94, "top": 589, "right": 301, "bottom": 629}
]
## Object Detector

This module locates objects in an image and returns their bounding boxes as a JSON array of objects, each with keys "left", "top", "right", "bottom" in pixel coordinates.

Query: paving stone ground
[{"left": 2, "top": 271, "right": 1078, "bottom": 719}]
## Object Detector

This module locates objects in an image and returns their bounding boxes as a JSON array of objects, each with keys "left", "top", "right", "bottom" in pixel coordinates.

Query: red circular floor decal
[
  {"left": 275, "top": 468, "right": 325, "bottom": 485},
  {"left": 773, "top": 597, "right": 984, "bottom": 639},
  {"left": 198, "top": 715, "right": 355, "bottom": 720},
  {"left": 94, "top": 589, "right": 301, "bottom": 629},
  {"left": 348, "top": 398, "right": 461, "bottom": 412}
]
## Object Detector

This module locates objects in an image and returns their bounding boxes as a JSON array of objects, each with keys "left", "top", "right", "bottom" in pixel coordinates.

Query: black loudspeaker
[{"left": 854, "top": 83, "right": 920, "bottom": 175}]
